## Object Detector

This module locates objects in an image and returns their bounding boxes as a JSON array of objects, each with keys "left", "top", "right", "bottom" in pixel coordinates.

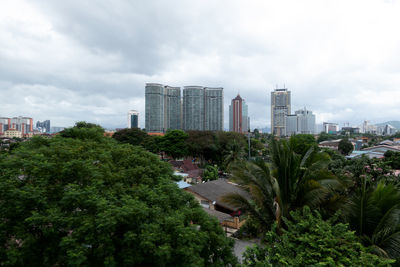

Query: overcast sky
[{"left": 1, "top": 0, "right": 400, "bottom": 130}]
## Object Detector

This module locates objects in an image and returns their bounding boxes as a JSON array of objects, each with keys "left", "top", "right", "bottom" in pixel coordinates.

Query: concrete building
[
  {"left": 164, "top": 86, "right": 181, "bottom": 130},
  {"left": 183, "top": 86, "right": 205, "bottom": 131},
  {"left": 3, "top": 129, "right": 23, "bottom": 138},
  {"left": 127, "top": 110, "right": 139, "bottom": 128},
  {"left": 295, "top": 108, "right": 315, "bottom": 134},
  {"left": 36, "top": 120, "right": 51, "bottom": 133},
  {"left": 145, "top": 83, "right": 165, "bottom": 132},
  {"left": 323, "top": 122, "right": 339, "bottom": 134},
  {"left": 284, "top": 108, "right": 316, "bottom": 136},
  {"left": 0, "top": 116, "right": 33, "bottom": 136},
  {"left": 204, "top": 87, "right": 224, "bottom": 131},
  {"left": 182, "top": 86, "right": 223, "bottom": 131},
  {"left": 271, "top": 88, "right": 291, "bottom": 136},
  {"left": 145, "top": 83, "right": 181, "bottom": 133},
  {"left": 229, "top": 94, "right": 250, "bottom": 133}
]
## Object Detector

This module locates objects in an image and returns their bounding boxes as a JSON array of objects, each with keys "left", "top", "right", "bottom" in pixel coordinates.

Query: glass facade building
[
  {"left": 204, "top": 87, "right": 223, "bottom": 131},
  {"left": 164, "top": 86, "right": 181, "bottom": 130},
  {"left": 128, "top": 110, "right": 139, "bottom": 128},
  {"left": 183, "top": 86, "right": 205, "bottom": 131},
  {"left": 145, "top": 83, "right": 165, "bottom": 132}
]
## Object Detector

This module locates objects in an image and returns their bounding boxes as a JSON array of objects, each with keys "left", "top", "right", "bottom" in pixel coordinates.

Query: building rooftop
[{"left": 186, "top": 179, "right": 250, "bottom": 211}]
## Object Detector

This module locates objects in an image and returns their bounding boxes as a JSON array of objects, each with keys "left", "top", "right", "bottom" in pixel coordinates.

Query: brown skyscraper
[{"left": 229, "top": 94, "right": 249, "bottom": 133}]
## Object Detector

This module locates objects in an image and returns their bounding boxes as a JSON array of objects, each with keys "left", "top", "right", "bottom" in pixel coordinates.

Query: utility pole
[{"left": 248, "top": 129, "right": 251, "bottom": 160}]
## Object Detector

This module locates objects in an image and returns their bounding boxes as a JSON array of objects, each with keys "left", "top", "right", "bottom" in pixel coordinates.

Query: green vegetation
[
  {"left": 243, "top": 207, "right": 394, "bottom": 266},
  {"left": 0, "top": 123, "right": 236, "bottom": 266},
  {"left": 203, "top": 165, "right": 219, "bottom": 181},
  {"left": 338, "top": 138, "right": 354, "bottom": 155}
]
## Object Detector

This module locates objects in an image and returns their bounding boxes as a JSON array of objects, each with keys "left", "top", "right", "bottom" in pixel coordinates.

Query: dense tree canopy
[
  {"left": 112, "top": 127, "right": 148, "bottom": 146},
  {"left": 0, "top": 124, "right": 236, "bottom": 266},
  {"left": 338, "top": 138, "right": 354, "bottom": 155},
  {"left": 243, "top": 207, "right": 394, "bottom": 266}
]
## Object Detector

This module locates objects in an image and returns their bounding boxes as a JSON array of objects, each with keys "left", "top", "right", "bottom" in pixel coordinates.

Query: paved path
[{"left": 232, "top": 239, "right": 256, "bottom": 263}]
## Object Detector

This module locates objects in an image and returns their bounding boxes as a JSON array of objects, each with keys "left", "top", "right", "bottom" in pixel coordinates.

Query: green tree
[
  {"left": 0, "top": 126, "right": 236, "bottom": 266},
  {"left": 242, "top": 207, "right": 394, "bottom": 266},
  {"left": 339, "top": 138, "right": 354, "bottom": 155},
  {"left": 60, "top": 121, "right": 105, "bottom": 141},
  {"left": 160, "top": 130, "right": 189, "bottom": 159},
  {"left": 186, "top": 131, "right": 218, "bottom": 163},
  {"left": 222, "top": 139, "right": 344, "bottom": 233},
  {"left": 345, "top": 177, "right": 400, "bottom": 262},
  {"left": 203, "top": 165, "right": 219, "bottom": 181},
  {"left": 289, "top": 134, "right": 317, "bottom": 156},
  {"left": 112, "top": 128, "right": 148, "bottom": 146}
]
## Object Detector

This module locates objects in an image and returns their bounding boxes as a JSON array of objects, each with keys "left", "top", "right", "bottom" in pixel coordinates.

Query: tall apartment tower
[
  {"left": 182, "top": 86, "right": 205, "bottom": 131},
  {"left": 36, "top": 120, "right": 51, "bottom": 133},
  {"left": 285, "top": 108, "right": 316, "bottom": 136},
  {"left": 128, "top": 110, "right": 139, "bottom": 128},
  {"left": 229, "top": 94, "right": 249, "bottom": 133},
  {"left": 145, "top": 83, "right": 165, "bottom": 132},
  {"left": 164, "top": 86, "right": 181, "bottom": 130},
  {"left": 204, "top": 87, "right": 223, "bottom": 131},
  {"left": 145, "top": 83, "right": 181, "bottom": 133},
  {"left": 271, "top": 88, "right": 291, "bottom": 136},
  {"left": 182, "top": 86, "right": 223, "bottom": 131}
]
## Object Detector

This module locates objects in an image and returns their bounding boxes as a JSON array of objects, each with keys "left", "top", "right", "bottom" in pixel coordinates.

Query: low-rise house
[
  {"left": 185, "top": 179, "right": 250, "bottom": 230},
  {"left": 318, "top": 139, "right": 342, "bottom": 150}
]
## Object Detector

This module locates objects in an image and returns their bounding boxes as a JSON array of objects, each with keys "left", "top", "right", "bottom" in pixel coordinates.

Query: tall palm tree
[
  {"left": 222, "top": 139, "right": 345, "bottom": 231},
  {"left": 346, "top": 177, "right": 400, "bottom": 261}
]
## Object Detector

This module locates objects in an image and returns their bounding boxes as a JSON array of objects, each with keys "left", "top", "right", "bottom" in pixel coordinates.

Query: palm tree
[
  {"left": 346, "top": 177, "right": 400, "bottom": 261},
  {"left": 222, "top": 139, "right": 345, "bottom": 231}
]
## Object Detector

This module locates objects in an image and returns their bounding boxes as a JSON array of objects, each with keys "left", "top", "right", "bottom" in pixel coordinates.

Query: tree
[
  {"left": 345, "top": 176, "right": 400, "bottom": 262},
  {"left": 242, "top": 207, "right": 394, "bottom": 266},
  {"left": 0, "top": 125, "right": 236, "bottom": 266},
  {"left": 339, "top": 138, "right": 354, "bottom": 155},
  {"left": 203, "top": 165, "right": 219, "bottom": 181},
  {"left": 186, "top": 131, "right": 218, "bottom": 163},
  {"left": 289, "top": 134, "right": 317, "bottom": 156},
  {"left": 160, "top": 130, "right": 188, "bottom": 159},
  {"left": 59, "top": 121, "right": 105, "bottom": 141},
  {"left": 222, "top": 139, "right": 344, "bottom": 233},
  {"left": 112, "top": 128, "right": 147, "bottom": 146}
]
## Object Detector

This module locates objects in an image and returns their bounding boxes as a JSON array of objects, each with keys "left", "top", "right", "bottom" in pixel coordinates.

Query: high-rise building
[
  {"left": 128, "top": 110, "right": 139, "bottom": 128},
  {"left": 36, "top": 120, "right": 51, "bottom": 133},
  {"left": 0, "top": 116, "right": 33, "bottom": 136},
  {"left": 145, "top": 83, "right": 164, "bottom": 132},
  {"left": 182, "top": 86, "right": 224, "bottom": 131},
  {"left": 285, "top": 108, "right": 316, "bottom": 136},
  {"left": 164, "top": 86, "right": 181, "bottom": 130},
  {"left": 229, "top": 94, "right": 249, "bottom": 133},
  {"left": 295, "top": 108, "right": 315, "bottom": 134},
  {"left": 204, "top": 87, "right": 223, "bottom": 131},
  {"left": 183, "top": 86, "right": 205, "bottom": 131},
  {"left": 271, "top": 88, "right": 291, "bottom": 136},
  {"left": 145, "top": 83, "right": 181, "bottom": 133}
]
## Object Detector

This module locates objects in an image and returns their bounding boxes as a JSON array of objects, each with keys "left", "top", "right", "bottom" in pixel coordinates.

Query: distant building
[
  {"left": 342, "top": 127, "right": 360, "bottom": 134},
  {"left": 0, "top": 116, "right": 33, "bottom": 137},
  {"left": 127, "top": 110, "right": 139, "bottom": 128},
  {"left": 323, "top": 122, "right": 339, "bottom": 134},
  {"left": 145, "top": 83, "right": 182, "bottom": 133},
  {"left": 145, "top": 83, "right": 165, "bottom": 132},
  {"left": 229, "top": 94, "right": 250, "bottom": 133},
  {"left": 271, "top": 88, "right": 291, "bottom": 136},
  {"left": 3, "top": 129, "right": 23, "bottom": 138},
  {"left": 183, "top": 86, "right": 205, "bottom": 131},
  {"left": 284, "top": 108, "right": 316, "bottom": 136},
  {"left": 36, "top": 120, "right": 51, "bottom": 133},
  {"left": 183, "top": 86, "right": 223, "bottom": 131},
  {"left": 204, "top": 87, "right": 224, "bottom": 131}
]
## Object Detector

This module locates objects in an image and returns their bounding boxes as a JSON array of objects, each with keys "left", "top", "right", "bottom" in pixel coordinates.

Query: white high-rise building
[
  {"left": 284, "top": 108, "right": 316, "bottom": 136},
  {"left": 271, "top": 88, "right": 291, "bottom": 136}
]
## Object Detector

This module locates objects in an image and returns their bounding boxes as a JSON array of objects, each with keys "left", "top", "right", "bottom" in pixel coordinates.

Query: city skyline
[{"left": 1, "top": 1, "right": 400, "bottom": 129}]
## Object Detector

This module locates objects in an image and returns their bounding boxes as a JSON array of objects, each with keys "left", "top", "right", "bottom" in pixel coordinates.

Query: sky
[{"left": 1, "top": 0, "right": 400, "bottom": 130}]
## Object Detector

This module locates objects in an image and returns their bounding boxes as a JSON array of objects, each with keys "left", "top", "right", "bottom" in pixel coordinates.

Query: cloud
[{"left": 1, "top": 0, "right": 400, "bottom": 129}]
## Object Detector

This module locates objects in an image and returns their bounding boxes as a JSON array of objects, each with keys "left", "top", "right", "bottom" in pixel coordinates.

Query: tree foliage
[
  {"left": 112, "top": 127, "right": 148, "bottom": 146},
  {"left": 203, "top": 165, "right": 219, "bottom": 181},
  {"left": 160, "top": 130, "right": 189, "bottom": 159},
  {"left": 0, "top": 125, "right": 236, "bottom": 266},
  {"left": 243, "top": 206, "right": 394, "bottom": 266},
  {"left": 338, "top": 138, "right": 354, "bottom": 155}
]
